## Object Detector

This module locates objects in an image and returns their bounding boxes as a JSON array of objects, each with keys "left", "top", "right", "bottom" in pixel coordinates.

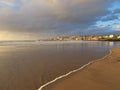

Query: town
[{"left": 44, "top": 34, "right": 120, "bottom": 41}]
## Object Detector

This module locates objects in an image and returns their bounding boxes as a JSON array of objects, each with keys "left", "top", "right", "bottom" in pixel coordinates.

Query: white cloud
[{"left": 116, "top": 24, "right": 120, "bottom": 30}]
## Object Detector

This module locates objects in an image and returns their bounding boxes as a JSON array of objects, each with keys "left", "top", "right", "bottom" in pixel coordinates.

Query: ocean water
[{"left": 0, "top": 41, "right": 119, "bottom": 90}]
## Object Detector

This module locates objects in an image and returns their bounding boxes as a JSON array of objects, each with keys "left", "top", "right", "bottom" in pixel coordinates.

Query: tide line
[{"left": 38, "top": 49, "right": 112, "bottom": 90}]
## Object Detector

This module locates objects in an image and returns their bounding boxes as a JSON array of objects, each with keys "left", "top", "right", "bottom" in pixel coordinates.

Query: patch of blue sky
[
  {"left": 95, "top": 1, "right": 120, "bottom": 30},
  {"left": 95, "top": 19, "right": 120, "bottom": 30},
  {"left": 108, "top": 1, "right": 120, "bottom": 12}
]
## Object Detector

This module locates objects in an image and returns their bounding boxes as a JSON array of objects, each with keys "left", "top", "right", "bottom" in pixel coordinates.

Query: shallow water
[{"left": 0, "top": 41, "right": 119, "bottom": 90}]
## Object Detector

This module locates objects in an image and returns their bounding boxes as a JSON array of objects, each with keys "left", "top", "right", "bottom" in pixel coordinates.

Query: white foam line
[{"left": 38, "top": 49, "right": 112, "bottom": 90}]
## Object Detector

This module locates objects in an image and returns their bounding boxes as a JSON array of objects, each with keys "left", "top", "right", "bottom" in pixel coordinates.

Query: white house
[{"left": 109, "top": 35, "right": 114, "bottom": 38}]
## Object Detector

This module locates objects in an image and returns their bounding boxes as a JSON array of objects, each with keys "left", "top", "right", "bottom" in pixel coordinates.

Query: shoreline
[
  {"left": 44, "top": 47, "right": 120, "bottom": 90},
  {"left": 38, "top": 48, "right": 112, "bottom": 90}
]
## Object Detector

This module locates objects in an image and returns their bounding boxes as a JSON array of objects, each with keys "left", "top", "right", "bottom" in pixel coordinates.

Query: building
[
  {"left": 109, "top": 35, "right": 114, "bottom": 38},
  {"left": 117, "top": 35, "right": 120, "bottom": 39}
]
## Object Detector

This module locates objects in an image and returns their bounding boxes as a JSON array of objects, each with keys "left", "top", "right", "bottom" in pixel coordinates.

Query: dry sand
[{"left": 44, "top": 47, "right": 120, "bottom": 90}]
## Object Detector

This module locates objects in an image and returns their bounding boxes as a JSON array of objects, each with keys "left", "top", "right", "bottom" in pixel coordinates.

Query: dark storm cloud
[{"left": 0, "top": 0, "right": 119, "bottom": 38}]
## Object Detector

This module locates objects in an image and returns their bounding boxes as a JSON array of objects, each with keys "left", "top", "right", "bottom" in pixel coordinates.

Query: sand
[{"left": 44, "top": 47, "right": 120, "bottom": 90}]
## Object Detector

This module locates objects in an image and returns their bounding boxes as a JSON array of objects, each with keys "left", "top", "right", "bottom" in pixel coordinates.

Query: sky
[{"left": 0, "top": 0, "right": 120, "bottom": 40}]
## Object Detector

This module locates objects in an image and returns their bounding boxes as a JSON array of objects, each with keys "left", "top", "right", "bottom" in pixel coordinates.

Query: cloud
[
  {"left": 116, "top": 24, "right": 120, "bottom": 30},
  {"left": 0, "top": 1, "right": 14, "bottom": 7},
  {"left": 101, "top": 15, "right": 119, "bottom": 21},
  {"left": 0, "top": 0, "right": 120, "bottom": 39},
  {"left": 114, "top": 8, "right": 120, "bottom": 14}
]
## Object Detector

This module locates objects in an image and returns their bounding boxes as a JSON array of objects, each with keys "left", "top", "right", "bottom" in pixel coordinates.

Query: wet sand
[{"left": 45, "top": 47, "right": 120, "bottom": 90}]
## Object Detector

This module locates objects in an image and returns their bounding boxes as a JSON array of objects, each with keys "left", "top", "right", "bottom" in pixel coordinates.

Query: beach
[
  {"left": 43, "top": 47, "right": 120, "bottom": 90},
  {"left": 0, "top": 41, "right": 119, "bottom": 90}
]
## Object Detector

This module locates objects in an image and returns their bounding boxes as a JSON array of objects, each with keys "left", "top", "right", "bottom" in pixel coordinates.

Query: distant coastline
[{"left": 42, "top": 34, "right": 120, "bottom": 41}]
